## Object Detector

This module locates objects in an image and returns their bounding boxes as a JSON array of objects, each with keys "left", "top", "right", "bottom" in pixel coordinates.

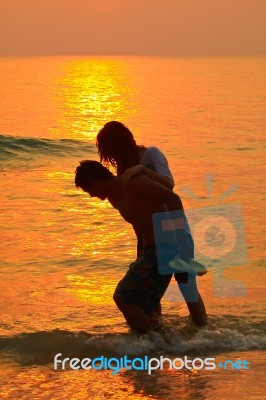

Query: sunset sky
[{"left": 0, "top": 0, "right": 265, "bottom": 56}]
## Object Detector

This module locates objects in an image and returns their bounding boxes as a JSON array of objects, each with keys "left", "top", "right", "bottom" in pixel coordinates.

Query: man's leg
[
  {"left": 113, "top": 298, "right": 153, "bottom": 333},
  {"left": 154, "top": 303, "right": 162, "bottom": 316},
  {"left": 113, "top": 249, "right": 171, "bottom": 333},
  {"left": 175, "top": 273, "right": 207, "bottom": 327}
]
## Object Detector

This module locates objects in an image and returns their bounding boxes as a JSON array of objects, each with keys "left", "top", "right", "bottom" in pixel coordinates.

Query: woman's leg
[{"left": 175, "top": 273, "right": 207, "bottom": 327}]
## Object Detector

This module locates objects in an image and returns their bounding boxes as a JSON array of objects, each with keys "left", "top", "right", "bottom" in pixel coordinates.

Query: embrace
[{"left": 75, "top": 122, "right": 207, "bottom": 333}]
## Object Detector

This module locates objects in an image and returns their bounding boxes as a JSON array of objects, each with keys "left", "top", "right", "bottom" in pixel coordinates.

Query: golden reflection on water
[
  {"left": 45, "top": 169, "right": 134, "bottom": 260},
  {"left": 1, "top": 57, "right": 266, "bottom": 400},
  {"left": 66, "top": 274, "right": 116, "bottom": 306},
  {"left": 0, "top": 365, "right": 155, "bottom": 400},
  {"left": 68, "top": 196, "right": 133, "bottom": 259},
  {"left": 51, "top": 58, "right": 138, "bottom": 140}
]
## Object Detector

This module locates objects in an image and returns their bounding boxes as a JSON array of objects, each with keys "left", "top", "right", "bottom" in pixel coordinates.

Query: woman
[{"left": 96, "top": 121, "right": 174, "bottom": 190}]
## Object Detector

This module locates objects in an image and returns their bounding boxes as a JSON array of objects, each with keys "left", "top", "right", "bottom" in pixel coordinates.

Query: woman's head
[{"left": 96, "top": 121, "right": 141, "bottom": 174}]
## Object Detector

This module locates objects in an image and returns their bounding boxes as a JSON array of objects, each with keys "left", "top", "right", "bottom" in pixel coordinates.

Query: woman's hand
[{"left": 121, "top": 165, "right": 143, "bottom": 188}]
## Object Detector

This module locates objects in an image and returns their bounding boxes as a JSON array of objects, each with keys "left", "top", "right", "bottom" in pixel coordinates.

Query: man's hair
[
  {"left": 75, "top": 160, "right": 113, "bottom": 191},
  {"left": 96, "top": 121, "right": 144, "bottom": 174}
]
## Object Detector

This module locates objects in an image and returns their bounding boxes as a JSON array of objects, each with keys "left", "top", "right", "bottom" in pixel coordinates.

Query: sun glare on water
[{"left": 51, "top": 58, "right": 138, "bottom": 141}]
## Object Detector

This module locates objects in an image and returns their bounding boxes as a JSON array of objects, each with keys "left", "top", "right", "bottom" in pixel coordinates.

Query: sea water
[{"left": 0, "top": 56, "right": 265, "bottom": 399}]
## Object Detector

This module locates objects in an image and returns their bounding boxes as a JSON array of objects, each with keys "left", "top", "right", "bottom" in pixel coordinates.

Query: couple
[{"left": 75, "top": 121, "right": 207, "bottom": 333}]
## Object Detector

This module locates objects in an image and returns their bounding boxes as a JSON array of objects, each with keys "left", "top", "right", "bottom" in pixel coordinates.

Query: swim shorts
[{"left": 113, "top": 247, "right": 172, "bottom": 314}]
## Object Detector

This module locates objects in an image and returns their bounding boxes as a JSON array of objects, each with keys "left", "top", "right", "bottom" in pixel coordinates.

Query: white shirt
[
  {"left": 139, "top": 146, "right": 175, "bottom": 187},
  {"left": 140, "top": 147, "right": 191, "bottom": 234}
]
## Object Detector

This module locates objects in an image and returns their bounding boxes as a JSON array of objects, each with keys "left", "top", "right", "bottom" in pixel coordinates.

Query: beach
[{"left": 0, "top": 56, "right": 265, "bottom": 399}]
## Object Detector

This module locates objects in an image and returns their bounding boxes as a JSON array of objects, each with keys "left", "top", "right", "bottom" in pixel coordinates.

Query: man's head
[{"left": 75, "top": 160, "right": 114, "bottom": 200}]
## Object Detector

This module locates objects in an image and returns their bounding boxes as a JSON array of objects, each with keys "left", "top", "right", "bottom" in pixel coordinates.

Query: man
[{"left": 75, "top": 160, "right": 207, "bottom": 333}]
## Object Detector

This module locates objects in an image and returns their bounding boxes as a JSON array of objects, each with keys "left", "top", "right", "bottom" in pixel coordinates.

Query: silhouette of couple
[{"left": 75, "top": 121, "right": 207, "bottom": 333}]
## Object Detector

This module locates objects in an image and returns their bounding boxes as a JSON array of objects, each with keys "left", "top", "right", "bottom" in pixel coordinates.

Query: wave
[
  {"left": 0, "top": 134, "right": 96, "bottom": 163},
  {"left": 0, "top": 315, "right": 265, "bottom": 366}
]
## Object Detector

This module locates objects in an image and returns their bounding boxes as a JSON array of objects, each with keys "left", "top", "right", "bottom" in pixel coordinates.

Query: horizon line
[{"left": 1, "top": 53, "right": 265, "bottom": 58}]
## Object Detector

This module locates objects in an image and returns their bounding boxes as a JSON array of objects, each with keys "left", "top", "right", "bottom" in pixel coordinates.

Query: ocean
[{"left": 0, "top": 56, "right": 265, "bottom": 399}]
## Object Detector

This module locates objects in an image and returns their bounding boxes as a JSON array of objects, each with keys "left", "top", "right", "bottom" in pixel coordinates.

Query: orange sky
[{"left": 0, "top": 0, "right": 265, "bottom": 56}]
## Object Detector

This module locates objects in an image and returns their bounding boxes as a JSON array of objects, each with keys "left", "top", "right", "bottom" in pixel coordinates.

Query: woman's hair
[
  {"left": 96, "top": 121, "right": 144, "bottom": 175},
  {"left": 75, "top": 160, "right": 113, "bottom": 191}
]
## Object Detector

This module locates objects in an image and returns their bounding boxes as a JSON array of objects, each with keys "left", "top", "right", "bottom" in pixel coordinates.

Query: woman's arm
[{"left": 121, "top": 165, "right": 174, "bottom": 189}]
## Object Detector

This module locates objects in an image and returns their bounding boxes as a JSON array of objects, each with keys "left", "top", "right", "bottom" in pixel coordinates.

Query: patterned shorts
[
  {"left": 113, "top": 247, "right": 172, "bottom": 314},
  {"left": 137, "top": 234, "right": 195, "bottom": 285}
]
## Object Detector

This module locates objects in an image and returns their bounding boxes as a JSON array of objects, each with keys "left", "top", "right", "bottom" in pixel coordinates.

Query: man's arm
[
  {"left": 121, "top": 165, "right": 174, "bottom": 190},
  {"left": 128, "top": 174, "right": 183, "bottom": 211}
]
